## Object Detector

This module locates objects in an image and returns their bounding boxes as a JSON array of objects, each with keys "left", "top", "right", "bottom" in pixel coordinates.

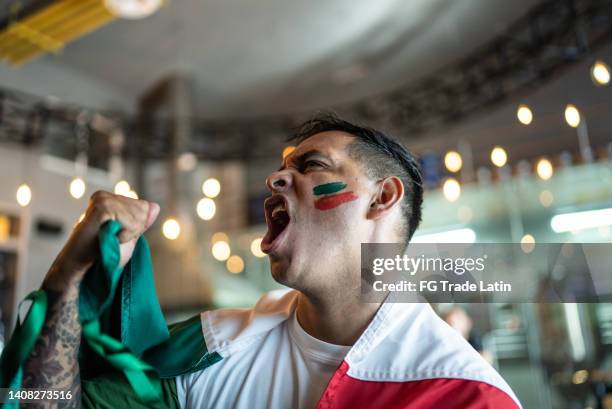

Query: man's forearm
[{"left": 22, "top": 281, "right": 82, "bottom": 408}]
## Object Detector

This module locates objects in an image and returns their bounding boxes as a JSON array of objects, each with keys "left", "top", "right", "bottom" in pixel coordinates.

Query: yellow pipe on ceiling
[
  {"left": 0, "top": 0, "right": 117, "bottom": 66},
  {"left": 2, "top": 5, "right": 111, "bottom": 60}
]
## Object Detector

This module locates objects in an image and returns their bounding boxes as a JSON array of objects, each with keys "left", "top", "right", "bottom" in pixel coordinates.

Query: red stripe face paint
[{"left": 314, "top": 191, "right": 358, "bottom": 210}]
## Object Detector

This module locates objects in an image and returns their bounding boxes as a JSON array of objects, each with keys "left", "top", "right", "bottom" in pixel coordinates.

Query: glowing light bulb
[
  {"left": 442, "top": 178, "right": 461, "bottom": 202},
  {"left": 539, "top": 190, "right": 554, "bottom": 207},
  {"left": 517, "top": 104, "right": 533, "bottom": 125},
  {"left": 282, "top": 146, "right": 296, "bottom": 159},
  {"left": 490, "top": 146, "right": 508, "bottom": 168},
  {"left": 162, "top": 218, "right": 180, "bottom": 240},
  {"left": 211, "top": 232, "right": 229, "bottom": 243},
  {"left": 197, "top": 198, "right": 216, "bottom": 220},
  {"left": 226, "top": 255, "right": 245, "bottom": 274},
  {"left": 536, "top": 158, "right": 554, "bottom": 180},
  {"left": 212, "top": 241, "right": 231, "bottom": 261},
  {"left": 114, "top": 180, "right": 131, "bottom": 196},
  {"left": 177, "top": 152, "right": 197, "bottom": 171},
  {"left": 444, "top": 151, "right": 463, "bottom": 173},
  {"left": 104, "top": 0, "right": 162, "bottom": 19},
  {"left": 591, "top": 60, "right": 610, "bottom": 86},
  {"left": 251, "top": 238, "right": 266, "bottom": 258},
  {"left": 69, "top": 177, "right": 86, "bottom": 199},
  {"left": 125, "top": 190, "right": 139, "bottom": 199},
  {"left": 520, "top": 234, "right": 535, "bottom": 254},
  {"left": 16, "top": 183, "right": 32, "bottom": 207},
  {"left": 564, "top": 104, "right": 581, "bottom": 128},
  {"left": 202, "top": 178, "right": 221, "bottom": 198}
]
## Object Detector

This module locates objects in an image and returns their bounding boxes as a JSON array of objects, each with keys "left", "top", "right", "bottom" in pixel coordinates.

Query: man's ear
[{"left": 367, "top": 176, "right": 404, "bottom": 220}]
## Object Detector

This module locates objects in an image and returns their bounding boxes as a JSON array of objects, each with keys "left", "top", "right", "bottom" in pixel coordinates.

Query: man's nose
[{"left": 266, "top": 170, "right": 293, "bottom": 193}]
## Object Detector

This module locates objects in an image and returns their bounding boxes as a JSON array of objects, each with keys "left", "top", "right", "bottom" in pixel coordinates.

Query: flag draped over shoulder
[{"left": 0, "top": 221, "right": 219, "bottom": 408}]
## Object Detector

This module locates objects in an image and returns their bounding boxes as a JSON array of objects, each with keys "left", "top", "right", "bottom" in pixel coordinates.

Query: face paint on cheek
[
  {"left": 314, "top": 192, "right": 358, "bottom": 210},
  {"left": 313, "top": 182, "right": 358, "bottom": 211}
]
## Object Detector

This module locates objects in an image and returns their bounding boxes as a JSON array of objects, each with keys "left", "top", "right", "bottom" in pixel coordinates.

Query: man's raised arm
[{"left": 20, "top": 191, "right": 160, "bottom": 408}]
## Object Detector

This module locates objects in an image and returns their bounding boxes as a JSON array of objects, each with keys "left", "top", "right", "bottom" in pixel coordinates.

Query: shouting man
[{"left": 21, "top": 114, "right": 521, "bottom": 408}]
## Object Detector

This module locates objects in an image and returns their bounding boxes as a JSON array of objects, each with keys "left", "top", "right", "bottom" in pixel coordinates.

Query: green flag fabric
[{"left": 0, "top": 220, "right": 221, "bottom": 408}]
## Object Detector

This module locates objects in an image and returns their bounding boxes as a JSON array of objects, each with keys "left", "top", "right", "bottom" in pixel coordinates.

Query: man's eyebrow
[{"left": 277, "top": 149, "right": 327, "bottom": 171}]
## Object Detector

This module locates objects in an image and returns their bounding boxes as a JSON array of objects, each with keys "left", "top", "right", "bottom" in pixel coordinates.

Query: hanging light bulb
[
  {"left": 212, "top": 240, "right": 231, "bottom": 261},
  {"left": 442, "top": 178, "right": 461, "bottom": 202},
  {"left": 104, "top": 0, "right": 163, "bottom": 19},
  {"left": 516, "top": 104, "right": 533, "bottom": 125},
  {"left": 536, "top": 158, "right": 554, "bottom": 180},
  {"left": 226, "top": 255, "right": 245, "bottom": 274},
  {"left": 114, "top": 180, "right": 131, "bottom": 196},
  {"left": 591, "top": 60, "right": 610, "bottom": 86},
  {"left": 162, "top": 218, "right": 181, "bottom": 240},
  {"left": 16, "top": 183, "right": 32, "bottom": 207},
  {"left": 564, "top": 104, "right": 581, "bottom": 128},
  {"left": 202, "top": 178, "right": 221, "bottom": 198},
  {"left": 520, "top": 234, "right": 536, "bottom": 254},
  {"left": 69, "top": 177, "right": 86, "bottom": 199},
  {"left": 177, "top": 152, "right": 197, "bottom": 172},
  {"left": 197, "top": 198, "right": 216, "bottom": 220},
  {"left": 444, "top": 151, "right": 463, "bottom": 173},
  {"left": 251, "top": 238, "right": 266, "bottom": 258},
  {"left": 539, "top": 190, "right": 554, "bottom": 207},
  {"left": 211, "top": 232, "right": 229, "bottom": 243},
  {"left": 490, "top": 146, "right": 508, "bottom": 167}
]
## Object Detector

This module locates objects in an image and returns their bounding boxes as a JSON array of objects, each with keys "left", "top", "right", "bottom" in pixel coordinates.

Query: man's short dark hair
[{"left": 289, "top": 112, "right": 423, "bottom": 243}]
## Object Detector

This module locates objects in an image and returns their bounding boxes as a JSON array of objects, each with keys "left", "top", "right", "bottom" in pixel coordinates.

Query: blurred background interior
[{"left": 0, "top": 0, "right": 611, "bottom": 407}]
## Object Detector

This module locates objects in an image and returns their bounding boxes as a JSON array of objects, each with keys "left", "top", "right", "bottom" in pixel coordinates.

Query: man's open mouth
[{"left": 261, "top": 194, "right": 291, "bottom": 254}]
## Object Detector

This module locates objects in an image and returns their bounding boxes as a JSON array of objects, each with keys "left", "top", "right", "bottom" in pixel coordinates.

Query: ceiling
[{"left": 1, "top": 0, "right": 543, "bottom": 118}]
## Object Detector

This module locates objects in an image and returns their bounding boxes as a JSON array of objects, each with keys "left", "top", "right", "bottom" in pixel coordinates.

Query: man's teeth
[{"left": 271, "top": 207, "right": 285, "bottom": 219}]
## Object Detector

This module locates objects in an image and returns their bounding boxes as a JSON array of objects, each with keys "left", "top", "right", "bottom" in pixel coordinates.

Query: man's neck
[{"left": 295, "top": 290, "right": 382, "bottom": 346}]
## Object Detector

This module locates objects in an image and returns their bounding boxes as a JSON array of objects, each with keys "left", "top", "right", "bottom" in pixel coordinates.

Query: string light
[
  {"left": 197, "top": 198, "right": 216, "bottom": 220},
  {"left": 162, "top": 218, "right": 180, "bottom": 240},
  {"left": 444, "top": 151, "right": 463, "bottom": 173},
  {"left": 69, "top": 177, "right": 86, "bottom": 199},
  {"left": 177, "top": 152, "right": 197, "bottom": 172},
  {"left": 250, "top": 238, "right": 266, "bottom": 258},
  {"left": 212, "top": 240, "right": 231, "bottom": 261},
  {"left": 202, "top": 178, "right": 221, "bottom": 198},
  {"left": 520, "top": 234, "right": 536, "bottom": 253},
  {"left": 282, "top": 146, "right": 296, "bottom": 159},
  {"left": 104, "top": 0, "right": 163, "bottom": 19},
  {"left": 114, "top": 180, "right": 131, "bottom": 196},
  {"left": 516, "top": 104, "right": 533, "bottom": 125},
  {"left": 490, "top": 146, "right": 508, "bottom": 167},
  {"left": 226, "top": 255, "right": 245, "bottom": 274},
  {"left": 211, "top": 232, "right": 229, "bottom": 243},
  {"left": 442, "top": 178, "right": 461, "bottom": 202},
  {"left": 125, "top": 190, "right": 138, "bottom": 199},
  {"left": 591, "top": 60, "right": 610, "bottom": 86},
  {"left": 16, "top": 183, "right": 32, "bottom": 207},
  {"left": 564, "top": 104, "right": 581, "bottom": 128},
  {"left": 539, "top": 190, "right": 554, "bottom": 207},
  {"left": 536, "top": 158, "right": 554, "bottom": 180}
]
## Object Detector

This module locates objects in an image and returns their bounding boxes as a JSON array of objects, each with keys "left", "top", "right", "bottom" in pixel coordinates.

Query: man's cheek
[{"left": 312, "top": 181, "right": 358, "bottom": 211}]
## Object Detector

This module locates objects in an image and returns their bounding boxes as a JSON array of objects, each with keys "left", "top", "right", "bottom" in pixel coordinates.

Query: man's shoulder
[
  {"left": 201, "top": 289, "right": 299, "bottom": 357},
  {"left": 343, "top": 302, "right": 521, "bottom": 408}
]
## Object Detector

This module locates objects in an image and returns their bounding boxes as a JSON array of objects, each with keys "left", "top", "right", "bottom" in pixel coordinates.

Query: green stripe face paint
[
  {"left": 313, "top": 182, "right": 347, "bottom": 196},
  {"left": 313, "top": 181, "right": 358, "bottom": 211}
]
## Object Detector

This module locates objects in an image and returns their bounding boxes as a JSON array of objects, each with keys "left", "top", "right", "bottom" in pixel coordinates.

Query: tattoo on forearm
[{"left": 22, "top": 286, "right": 82, "bottom": 408}]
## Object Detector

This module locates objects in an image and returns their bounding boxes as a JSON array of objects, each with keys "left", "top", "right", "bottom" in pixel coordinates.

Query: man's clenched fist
[{"left": 44, "top": 191, "right": 160, "bottom": 291}]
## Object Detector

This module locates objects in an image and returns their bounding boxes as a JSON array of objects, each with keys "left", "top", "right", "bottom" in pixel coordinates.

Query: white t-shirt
[{"left": 176, "top": 311, "right": 351, "bottom": 409}]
